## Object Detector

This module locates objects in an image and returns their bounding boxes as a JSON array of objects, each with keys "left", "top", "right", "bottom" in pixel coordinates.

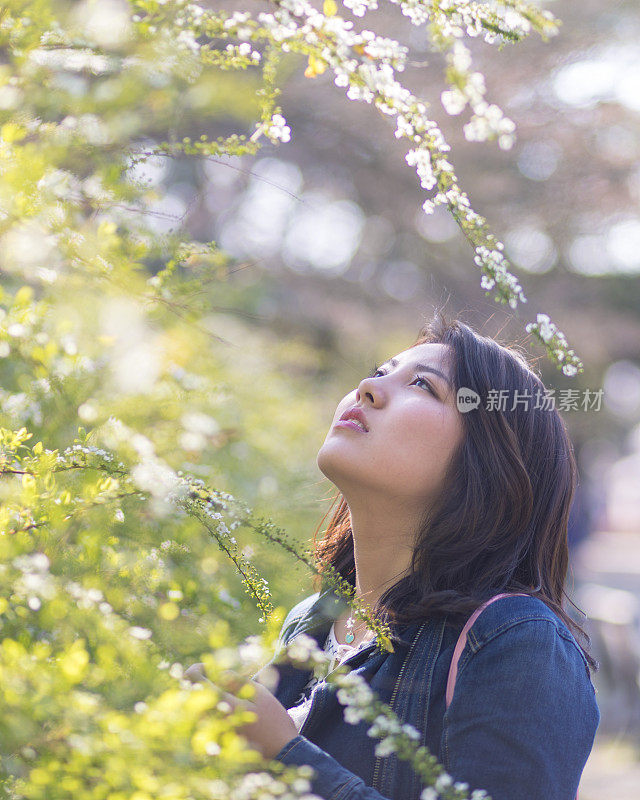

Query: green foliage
[{"left": 0, "top": 1, "right": 326, "bottom": 793}]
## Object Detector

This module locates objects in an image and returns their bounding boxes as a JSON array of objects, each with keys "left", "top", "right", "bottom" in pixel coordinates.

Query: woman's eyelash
[
  {"left": 366, "top": 365, "right": 435, "bottom": 395},
  {"left": 413, "top": 376, "right": 436, "bottom": 395}
]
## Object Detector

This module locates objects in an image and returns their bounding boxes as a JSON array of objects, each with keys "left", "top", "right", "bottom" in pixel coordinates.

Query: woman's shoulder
[
  {"left": 284, "top": 591, "right": 321, "bottom": 623},
  {"left": 460, "top": 593, "right": 591, "bottom": 676},
  {"left": 276, "top": 591, "right": 322, "bottom": 644}
]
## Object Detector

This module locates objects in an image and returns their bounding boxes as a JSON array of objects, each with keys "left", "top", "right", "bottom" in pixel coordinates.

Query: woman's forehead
[{"left": 391, "top": 341, "right": 451, "bottom": 369}]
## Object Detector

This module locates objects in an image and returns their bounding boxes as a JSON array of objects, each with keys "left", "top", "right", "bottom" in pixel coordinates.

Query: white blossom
[
  {"left": 441, "top": 88, "right": 467, "bottom": 115},
  {"left": 374, "top": 737, "right": 396, "bottom": 757},
  {"left": 405, "top": 148, "right": 436, "bottom": 190},
  {"left": 435, "top": 773, "right": 453, "bottom": 791},
  {"left": 344, "top": 705, "right": 367, "bottom": 724},
  {"left": 266, "top": 113, "right": 291, "bottom": 143},
  {"left": 129, "top": 626, "right": 153, "bottom": 640}
]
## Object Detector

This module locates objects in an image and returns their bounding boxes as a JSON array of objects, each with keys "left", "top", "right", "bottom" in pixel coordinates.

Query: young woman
[{"left": 189, "top": 314, "right": 601, "bottom": 800}]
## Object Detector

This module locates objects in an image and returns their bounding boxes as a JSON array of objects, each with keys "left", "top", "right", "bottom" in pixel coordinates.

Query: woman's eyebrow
[{"left": 381, "top": 357, "right": 452, "bottom": 389}]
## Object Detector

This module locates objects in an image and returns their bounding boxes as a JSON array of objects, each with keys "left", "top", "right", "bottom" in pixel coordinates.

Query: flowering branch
[
  {"left": 273, "top": 632, "right": 492, "bottom": 799},
  {"left": 0, "top": 425, "right": 396, "bottom": 652},
  {"left": 195, "top": 0, "right": 581, "bottom": 375}
]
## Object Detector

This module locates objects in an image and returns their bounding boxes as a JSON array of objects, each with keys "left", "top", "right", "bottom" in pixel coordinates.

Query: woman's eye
[
  {"left": 367, "top": 367, "right": 435, "bottom": 395},
  {"left": 367, "top": 366, "right": 385, "bottom": 378},
  {"left": 413, "top": 376, "right": 435, "bottom": 395}
]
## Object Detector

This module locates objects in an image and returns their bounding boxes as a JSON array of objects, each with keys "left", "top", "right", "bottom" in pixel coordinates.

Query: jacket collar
[{"left": 289, "top": 586, "right": 426, "bottom": 651}]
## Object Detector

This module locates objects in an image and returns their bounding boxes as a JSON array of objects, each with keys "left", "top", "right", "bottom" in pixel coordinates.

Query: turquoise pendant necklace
[{"left": 345, "top": 614, "right": 355, "bottom": 644}]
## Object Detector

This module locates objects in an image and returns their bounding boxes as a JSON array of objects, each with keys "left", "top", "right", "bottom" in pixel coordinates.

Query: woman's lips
[
  {"left": 334, "top": 419, "right": 368, "bottom": 433},
  {"left": 338, "top": 406, "right": 369, "bottom": 431}
]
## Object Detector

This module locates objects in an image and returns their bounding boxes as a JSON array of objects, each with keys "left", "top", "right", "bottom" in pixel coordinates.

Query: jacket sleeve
[
  {"left": 440, "top": 619, "right": 601, "bottom": 800},
  {"left": 274, "top": 735, "right": 397, "bottom": 800}
]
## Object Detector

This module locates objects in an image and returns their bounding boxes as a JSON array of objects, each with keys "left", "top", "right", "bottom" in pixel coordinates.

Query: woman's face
[{"left": 317, "top": 342, "right": 464, "bottom": 508}]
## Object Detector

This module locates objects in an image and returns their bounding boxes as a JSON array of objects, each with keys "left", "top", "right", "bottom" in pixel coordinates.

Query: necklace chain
[{"left": 344, "top": 613, "right": 360, "bottom": 645}]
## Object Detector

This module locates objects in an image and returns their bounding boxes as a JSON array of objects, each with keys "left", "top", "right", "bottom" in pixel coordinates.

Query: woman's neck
[{"left": 347, "top": 498, "right": 418, "bottom": 612}]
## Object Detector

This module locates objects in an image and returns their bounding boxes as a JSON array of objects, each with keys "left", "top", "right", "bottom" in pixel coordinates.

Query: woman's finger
[
  {"left": 184, "top": 662, "right": 207, "bottom": 683},
  {"left": 183, "top": 664, "right": 251, "bottom": 713},
  {"left": 184, "top": 663, "right": 249, "bottom": 694}
]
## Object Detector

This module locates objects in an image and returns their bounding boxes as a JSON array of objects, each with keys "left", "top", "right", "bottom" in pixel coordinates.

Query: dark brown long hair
[{"left": 312, "top": 312, "right": 598, "bottom": 673}]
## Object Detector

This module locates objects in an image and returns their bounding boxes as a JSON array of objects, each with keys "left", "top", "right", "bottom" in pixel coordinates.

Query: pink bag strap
[
  {"left": 445, "top": 591, "right": 579, "bottom": 800},
  {"left": 445, "top": 592, "right": 529, "bottom": 709}
]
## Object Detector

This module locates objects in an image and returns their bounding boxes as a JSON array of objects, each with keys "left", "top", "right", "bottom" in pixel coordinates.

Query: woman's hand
[{"left": 184, "top": 663, "right": 298, "bottom": 760}]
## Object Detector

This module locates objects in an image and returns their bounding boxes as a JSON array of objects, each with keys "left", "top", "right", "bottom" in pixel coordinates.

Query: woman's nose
[{"left": 356, "top": 376, "right": 383, "bottom": 406}]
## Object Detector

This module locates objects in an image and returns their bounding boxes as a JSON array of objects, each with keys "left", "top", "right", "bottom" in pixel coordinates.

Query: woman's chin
[{"left": 317, "top": 442, "right": 364, "bottom": 488}]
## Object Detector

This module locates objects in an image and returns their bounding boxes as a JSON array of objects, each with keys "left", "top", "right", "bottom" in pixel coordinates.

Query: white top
[{"left": 286, "top": 623, "right": 376, "bottom": 733}]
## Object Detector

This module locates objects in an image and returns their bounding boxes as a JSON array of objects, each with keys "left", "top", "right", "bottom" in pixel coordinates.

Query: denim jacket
[{"left": 254, "top": 589, "right": 600, "bottom": 800}]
